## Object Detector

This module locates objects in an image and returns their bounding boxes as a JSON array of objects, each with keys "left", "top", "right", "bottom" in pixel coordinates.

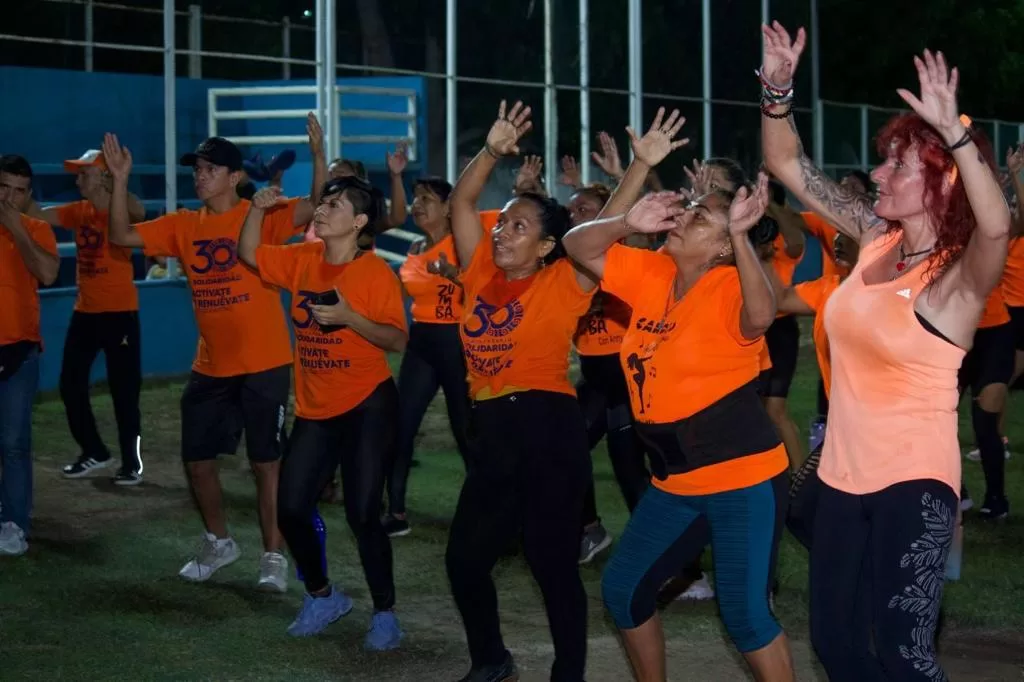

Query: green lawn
[{"left": 3, "top": 339, "right": 1024, "bottom": 680}]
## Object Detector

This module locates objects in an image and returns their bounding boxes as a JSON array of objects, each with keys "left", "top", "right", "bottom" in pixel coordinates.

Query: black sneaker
[
  {"left": 458, "top": 651, "right": 519, "bottom": 682},
  {"left": 113, "top": 468, "right": 143, "bottom": 487},
  {"left": 978, "top": 496, "right": 1009, "bottom": 521},
  {"left": 381, "top": 514, "right": 411, "bottom": 538},
  {"left": 62, "top": 456, "right": 111, "bottom": 479}
]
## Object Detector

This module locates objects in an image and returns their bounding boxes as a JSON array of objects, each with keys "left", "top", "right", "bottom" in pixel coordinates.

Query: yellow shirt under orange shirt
[
  {"left": 56, "top": 201, "right": 139, "bottom": 313},
  {"left": 135, "top": 198, "right": 301, "bottom": 378},
  {"left": 256, "top": 242, "right": 407, "bottom": 420},
  {"left": 600, "top": 244, "right": 788, "bottom": 496}
]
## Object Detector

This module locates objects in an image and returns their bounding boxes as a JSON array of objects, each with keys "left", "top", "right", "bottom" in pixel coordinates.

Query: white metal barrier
[{"left": 207, "top": 84, "right": 418, "bottom": 163}]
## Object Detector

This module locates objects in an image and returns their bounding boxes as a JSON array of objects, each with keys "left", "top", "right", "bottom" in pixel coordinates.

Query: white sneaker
[
  {"left": 965, "top": 439, "right": 1011, "bottom": 462},
  {"left": 676, "top": 573, "right": 715, "bottom": 601},
  {"left": 0, "top": 521, "right": 28, "bottom": 556},
  {"left": 178, "top": 533, "right": 240, "bottom": 582},
  {"left": 257, "top": 551, "right": 289, "bottom": 593}
]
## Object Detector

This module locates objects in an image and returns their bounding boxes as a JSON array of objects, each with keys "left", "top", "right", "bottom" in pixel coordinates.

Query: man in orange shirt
[
  {"left": 100, "top": 118, "right": 324, "bottom": 591},
  {"left": 28, "top": 150, "right": 148, "bottom": 485},
  {"left": 0, "top": 155, "right": 59, "bottom": 556}
]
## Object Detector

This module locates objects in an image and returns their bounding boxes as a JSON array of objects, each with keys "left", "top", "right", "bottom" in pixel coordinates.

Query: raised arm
[
  {"left": 238, "top": 187, "right": 283, "bottom": 271},
  {"left": 565, "top": 191, "right": 686, "bottom": 281},
  {"left": 897, "top": 51, "right": 1010, "bottom": 301},
  {"left": 598, "top": 108, "right": 689, "bottom": 219},
  {"left": 292, "top": 113, "right": 328, "bottom": 227},
  {"left": 765, "top": 266, "right": 815, "bottom": 316},
  {"left": 448, "top": 100, "right": 533, "bottom": 267},
  {"left": 760, "top": 22, "right": 881, "bottom": 241},
  {"left": 728, "top": 175, "right": 778, "bottom": 339},
  {"left": 0, "top": 208, "right": 58, "bottom": 285},
  {"left": 386, "top": 143, "right": 409, "bottom": 227},
  {"left": 101, "top": 133, "right": 145, "bottom": 248}
]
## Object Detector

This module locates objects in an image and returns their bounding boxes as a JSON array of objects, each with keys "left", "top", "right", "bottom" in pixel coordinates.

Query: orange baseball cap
[{"left": 64, "top": 149, "right": 107, "bottom": 173}]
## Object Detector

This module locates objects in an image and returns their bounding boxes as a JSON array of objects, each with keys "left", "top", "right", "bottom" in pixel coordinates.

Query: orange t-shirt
[
  {"left": 794, "top": 275, "right": 842, "bottom": 399},
  {"left": 802, "top": 211, "right": 840, "bottom": 280},
  {"left": 399, "top": 235, "right": 463, "bottom": 324},
  {"left": 1001, "top": 237, "right": 1024, "bottom": 308},
  {"left": 459, "top": 242, "right": 594, "bottom": 398},
  {"left": 979, "top": 287, "right": 1011, "bottom": 329},
  {"left": 56, "top": 201, "right": 138, "bottom": 313},
  {"left": 256, "top": 242, "right": 407, "bottom": 420},
  {"left": 0, "top": 215, "right": 58, "bottom": 345},
  {"left": 600, "top": 244, "right": 788, "bottom": 495},
  {"left": 135, "top": 198, "right": 301, "bottom": 377},
  {"left": 479, "top": 209, "right": 501, "bottom": 234},
  {"left": 574, "top": 291, "right": 631, "bottom": 356}
]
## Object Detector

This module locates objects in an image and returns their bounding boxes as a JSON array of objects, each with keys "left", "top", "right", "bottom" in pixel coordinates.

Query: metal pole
[
  {"left": 314, "top": 0, "right": 325, "bottom": 135},
  {"left": 579, "top": 0, "right": 590, "bottom": 186},
  {"left": 188, "top": 5, "right": 202, "bottom": 79},
  {"left": 282, "top": 16, "right": 291, "bottom": 80},
  {"left": 445, "top": 0, "right": 457, "bottom": 182},
  {"left": 811, "top": 0, "right": 824, "bottom": 167},
  {"left": 760, "top": 0, "right": 769, "bottom": 49},
  {"left": 543, "top": 0, "right": 556, "bottom": 191},
  {"left": 84, "top": 0, "right": 94, "bottom": 72},
  {"left": 859, "top": 105, "right": 869, "bottom": 171},
  {"left": 163, "top": 0, "right": 178, "bottom": 277},
  {"left": 325, "top": 0, "right": 339, "bottom": 161},
  {"left": 627, "top": 0, "right": 642, "bottom": 142},
  {"left": 701, "top": 0, "right": 712, "bottom": 159}
]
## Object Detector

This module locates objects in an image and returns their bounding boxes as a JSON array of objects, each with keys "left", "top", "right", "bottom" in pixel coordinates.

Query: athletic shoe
[
  {"left": 381, "top": 514, "right": 411, "bottom": 538},
  {"left": 965, "top": 437, "right": 1011, "bottom": 462},
  {"left": 178, "top": 533, "right": 240, "bottom": 582},
  {"left": 0, "top": 522, "right": 28, "bottom": 557},
  {"left": 364, "top": 610, "right": 403, "bottom": 651},
  {"left": 578, "top": 523, "right": 613, "bottom": 565},
  {"left": 113, "top": 468, "right": 143, "bottom": 486},
  {"left": 62, "top": 455, "right": 111, "bottom": 479},
  {"left": 676, "top": 573, "right": 715, "bottom": 601},
  {"left": 457, "top": 651, "right": 519, "bottom": 682},
  {"left": 286, "top": 586, "right": 354, "bottom": 637},
  {"left": 978, "top": 496, "right": 1009, "bottom": 521},
  {"left": 257, "top": 551, "right": 289, "bottom": 593}
]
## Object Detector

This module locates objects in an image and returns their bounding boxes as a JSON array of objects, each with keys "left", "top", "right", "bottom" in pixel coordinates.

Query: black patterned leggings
[{"left": 810, "top": 478, "right": 957, "bottom": 682}]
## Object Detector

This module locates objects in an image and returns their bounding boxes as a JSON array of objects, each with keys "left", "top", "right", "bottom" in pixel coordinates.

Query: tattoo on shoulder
[{"left": 797, "top": 155, "right": 882, "bottom": 235}]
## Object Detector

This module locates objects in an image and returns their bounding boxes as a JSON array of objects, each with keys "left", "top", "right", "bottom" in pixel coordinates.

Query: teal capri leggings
[{"left": 601, "top": 472, "right": 788, "bottom": 653}]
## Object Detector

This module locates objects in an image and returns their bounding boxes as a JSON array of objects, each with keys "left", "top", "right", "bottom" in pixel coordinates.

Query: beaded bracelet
[
  {"left": 755, "top": 68, "right": 793, "bottom": 100},
  {"left": 760, "top": 100, "right": 792, "bottom": 119}
]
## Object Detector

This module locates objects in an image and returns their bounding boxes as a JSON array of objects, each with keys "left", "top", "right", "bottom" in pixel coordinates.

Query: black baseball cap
[{"left": 180, "top": 137, "right": 243, "bottom": 172}]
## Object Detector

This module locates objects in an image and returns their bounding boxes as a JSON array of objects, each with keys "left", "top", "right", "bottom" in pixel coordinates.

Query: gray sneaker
[{"left": 579, "top": 524, "right": 613, "bottom": 565}]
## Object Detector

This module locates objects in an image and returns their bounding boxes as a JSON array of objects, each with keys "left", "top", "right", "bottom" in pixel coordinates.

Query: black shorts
[
  {"left": 761, "top": 315, "right": 800, "bottom": 399},
  {"left": 1009, "top": 306, "right": 1024, "bottom": 351},
  {"left": 180, "top": 364, "right": 290, "bottom": 463},
  {"left": 959, "top": 322, "right": 1015, "bottom": 395}
]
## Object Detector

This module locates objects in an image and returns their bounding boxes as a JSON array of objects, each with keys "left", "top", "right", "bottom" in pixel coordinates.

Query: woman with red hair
[{"left": 761, "top": 22, "right": 1010, "bottom": 681}]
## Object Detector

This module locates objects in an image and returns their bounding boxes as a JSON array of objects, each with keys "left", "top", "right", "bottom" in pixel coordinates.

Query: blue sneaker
[
  {"left": 364, "top": 610, "right": 403, "bottom": 651},
  {"left": 286, "top": 587, "right": 353, "bottom": 637}
]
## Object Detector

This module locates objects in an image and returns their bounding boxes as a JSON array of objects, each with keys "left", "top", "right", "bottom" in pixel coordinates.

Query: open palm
[
  {"left": 625, "top": 191, "right": 688, "bottom": 234},
  {"left": 728, "top": 174, "right": 770, "bottom": 235},
  {"left": 897, "top": 50, "right": 960, "bottom": 139},
  {"left": 761, "top": 21, "right": 806, "bottom": 88},
  {"left": 627, "top": 108, "right": 689, "bottom": 168},
  {"left": 101, "top": 133, "right": 133, "bottom": 180},
  {"left": 486, "top": 100, "right": 533, "bottom": 156}
]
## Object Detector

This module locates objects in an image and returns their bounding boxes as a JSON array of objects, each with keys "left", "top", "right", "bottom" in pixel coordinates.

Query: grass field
[{"left": 3, "top": 337, "right": 1024, "bottom": 681}]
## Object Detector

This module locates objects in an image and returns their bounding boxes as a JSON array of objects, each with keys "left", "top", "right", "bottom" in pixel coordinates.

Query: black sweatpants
[
  {"left": 446, "top": 390, "right": 591, "bottom": 681},
  {"left": 577, "top": 354, "right": 650, "bottom": 524},
  {"left": 810, "top": 478, "right": 957, "bottom": 681},
  {"left": 59, "top": 310, "right": 142, "bottom": 471},
  {"left": 388, "top": 322, "right": 472, "bottom": 515},
  {"left": 277, "top": 379, "right": 398, "bottom": 611}
]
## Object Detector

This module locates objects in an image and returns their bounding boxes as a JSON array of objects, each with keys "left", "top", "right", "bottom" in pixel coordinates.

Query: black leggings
[
  {"left": 577, "top": 354, "right": 650, "bottom": 525},
  {"left": 388, "top": 322, "right": 473, "bottom": 515},
  {"left": 811, "top": 478, "right": 957, "bottom": 681},
  {"left": 446, "top": 390, "right": 591, "bottom": 681},
  {"left": 277, "top": 379, "right": 398, "bottom": 611}
]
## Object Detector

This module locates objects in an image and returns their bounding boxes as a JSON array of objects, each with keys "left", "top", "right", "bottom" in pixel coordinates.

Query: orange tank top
[{"left": 820, "top": 230, "right": 965, "bottom": 497}]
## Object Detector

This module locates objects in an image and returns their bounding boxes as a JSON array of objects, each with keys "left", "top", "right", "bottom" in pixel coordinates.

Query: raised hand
[
  {"left": 101, "top": 133, "right": 133, "bottom": 181},
  {"left": 387, "top": 142, "right": 409, "bottom": 176},
  {"left": 684, "top": 159, "right": 715, "bottom": 195},
  {"left": 486, "top": 100, "right": 533, "bottom": 156},
  {"left": 761, "top": 21, "right": 807, "bottom": 88},
  {"left": 591, "top": 131, "right": 625, "bottom": 179},
  {"left": 626, "top": 108, "right": 689, "bottom": 168},
  {"left": 728, "top": 173, "right": 770, "bottom": 235},
  {"left": 559, "top": 155, "right": 582, "bottom": 189},
  {"left": 1007, "top": 144, "right": 1024, "bottom": 177},
  {"left": 427, "top": 252, "right": 463, "bottom": 288},
  {"left": 252, "top": 186, "right": 283, "bottom": 210},
  {"left": 896, "top": 50, "right": 961, "bottom": 143},
  {"left": 515, "top": 155, "right": 544, "bottom": 193},
  {"left": 625, "top": 191, "right": 690, "bottom": 234},
  {"left": 306, "top": 113, "right": 325, "bottom": 158}
]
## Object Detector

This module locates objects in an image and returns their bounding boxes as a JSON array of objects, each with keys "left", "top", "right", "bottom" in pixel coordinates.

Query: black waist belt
[
  {"left": 634, "top": 380, "right": 781, "bottom": 480},
  {"left": 0, "top": 340, "right": 38, "bottom": 382}
]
